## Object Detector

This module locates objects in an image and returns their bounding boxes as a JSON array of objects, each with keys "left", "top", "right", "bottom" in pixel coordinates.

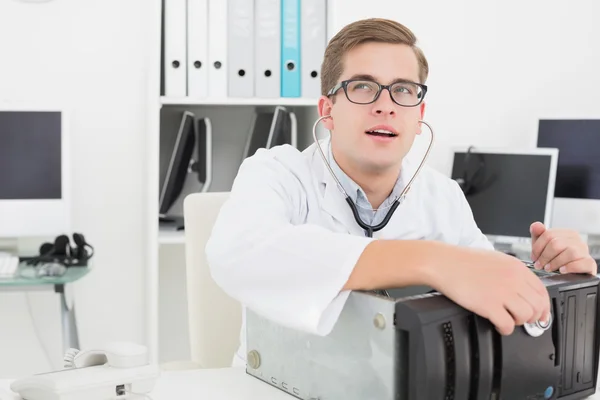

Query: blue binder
[{"left": 281, "top": 0, "right": 301, "bottom": 97}]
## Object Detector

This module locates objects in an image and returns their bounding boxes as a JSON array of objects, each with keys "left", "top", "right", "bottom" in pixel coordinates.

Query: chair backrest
[{"left": 183, "top": 191, "right": 241, "bottom": 368}]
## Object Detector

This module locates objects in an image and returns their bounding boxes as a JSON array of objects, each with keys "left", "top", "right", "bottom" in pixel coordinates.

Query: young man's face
[{"left": 319, "top": 42, "right": 426, "bottom": 174}]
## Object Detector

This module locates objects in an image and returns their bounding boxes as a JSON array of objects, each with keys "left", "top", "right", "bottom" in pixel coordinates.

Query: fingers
[
  {"left": 504, "top": 295, "right": 535, "bottom": 325},
  {"left": 532, "top": 236, "right": 567, "bottom": 269},
  {"left": 491, "top": 281, "right": 550, "bottom": 335},
  {"left": 490, "top": 308, "right": 516, "bottom": 336},
  {"left": 524, "top": 272, "right": 552, "bottom": 323},
  {"left": 558, "top": 257, "right": 598, "bottom": 275},
  {"left": 530, "top": 221, "right": 546, "bottom": 242},
  {"left": 541, "top": 245, "right": 577, "bottom": 272},
  {"left": 518, "top": 287, "right": 548, "bottom": 323},
  {"left": 532, "top": 234, "right": 588, "bottom": 272}
]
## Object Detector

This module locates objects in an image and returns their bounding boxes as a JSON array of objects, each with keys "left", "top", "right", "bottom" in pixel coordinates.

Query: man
[{"left": 206, "top": 18, "right": 597, "bottom": 367}]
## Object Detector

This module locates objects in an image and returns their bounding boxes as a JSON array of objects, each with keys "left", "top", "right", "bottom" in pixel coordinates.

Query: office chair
[{"left": 182, "top": 192, "right": 242, "bottom": 369}]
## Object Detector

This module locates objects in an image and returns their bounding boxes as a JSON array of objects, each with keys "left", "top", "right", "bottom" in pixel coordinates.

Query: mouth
[{"left": 365, "top": 125, "right": 399, "bottom": 138}]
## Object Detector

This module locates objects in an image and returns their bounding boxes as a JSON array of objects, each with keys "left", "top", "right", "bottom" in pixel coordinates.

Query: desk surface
[
  {"left": 1, "top": 367, "right": 600, "bottom": 400},
  {"left": 0, "top": 264, "right": 90, "bottom": 288},
  {"left": 0, "top": 367, "right": 292, "bottom": 400}
]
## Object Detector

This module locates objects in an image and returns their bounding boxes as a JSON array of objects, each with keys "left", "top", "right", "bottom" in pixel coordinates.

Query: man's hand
[
  {"left": 530, "top": 221, "right": 597, "bottom": 275},
  {"left": 429, "top": 247, "right": 551, "bottom": 336}
]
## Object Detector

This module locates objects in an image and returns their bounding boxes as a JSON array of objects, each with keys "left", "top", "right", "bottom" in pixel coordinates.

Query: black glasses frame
[{"left": 327, "top": 79, "right": 428, "bottom": 107}]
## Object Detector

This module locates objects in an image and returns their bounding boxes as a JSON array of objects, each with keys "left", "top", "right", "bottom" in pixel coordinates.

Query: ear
[
  {"left": 417, "top": 102, "right": 426, "bottom": 135},
  {"left": 318, "top": 96, "right": 335, "bottom": 131}
]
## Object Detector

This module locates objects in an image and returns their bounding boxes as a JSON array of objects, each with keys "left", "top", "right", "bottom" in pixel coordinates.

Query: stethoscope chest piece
[{"left": 523, "top": 314, "right": 553, "bottom": 337}]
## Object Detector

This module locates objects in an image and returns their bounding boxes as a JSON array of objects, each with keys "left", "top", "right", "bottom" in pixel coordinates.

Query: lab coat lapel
[{"left": 311, "top": 141, "right": 365, "bottom": 236}]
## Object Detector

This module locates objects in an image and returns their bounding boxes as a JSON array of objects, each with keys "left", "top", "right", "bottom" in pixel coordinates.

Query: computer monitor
[
  {"left": 266, "top": 106, "right": 297, "bottom": 149},
  {"left": 159, "top": 111, "right": 212, "bottom": 221},
  {"left": 159, "top": 111, "right": 195, "bottom": 217},
  {"left": 450, "top": 147, "right": 558, "bottom": 244},
  {"left": 0, "top": 109, "right": 71, "bottom": 238},
  {"left": 242, "top": 106, "right": 296, "bottom": 160},
  {"left": 537, "top": 119, "right": 600, "bottom": 235},
  {"left": 243, "top": 111, "right": 275, "bottom": 159},
  {"left": 190, "top": 117, "right": 212, "bottom": 192}
]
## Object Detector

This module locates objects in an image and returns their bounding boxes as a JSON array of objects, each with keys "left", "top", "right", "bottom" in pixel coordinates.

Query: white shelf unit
[
  {"left": 158, "top": 227, "right": 185, "bottom": 244},
  {"left": 154, "top": 103, "right": 319, "bottom": 363},
  {"left": 160, "top": 97, "right": 319, "bottom": 107},
  {"left": 145, "top": 0, "right": 339, "bottom": 365}
]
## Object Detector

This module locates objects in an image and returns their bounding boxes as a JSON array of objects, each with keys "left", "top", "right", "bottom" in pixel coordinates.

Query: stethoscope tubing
[
  {"left": 312, "top": 115, "right": 435, "bottom": 298},
  {"left": 312, "top": 115, "right": 436, "bottom": 236}
]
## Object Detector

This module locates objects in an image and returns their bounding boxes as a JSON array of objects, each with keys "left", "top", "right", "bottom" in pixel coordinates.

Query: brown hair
[{"left": 320, "top": 18, "right": 429, "bottom": 96}]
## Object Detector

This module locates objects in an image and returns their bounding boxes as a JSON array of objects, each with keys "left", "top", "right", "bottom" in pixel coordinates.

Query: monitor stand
[{"left": 159, "top": 215, "right": 185, "bottom": 231}]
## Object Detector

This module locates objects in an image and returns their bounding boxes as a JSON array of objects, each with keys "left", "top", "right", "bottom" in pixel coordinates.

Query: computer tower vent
[{"left": 443, "top": 321, "right": 456, "bottom": 399}]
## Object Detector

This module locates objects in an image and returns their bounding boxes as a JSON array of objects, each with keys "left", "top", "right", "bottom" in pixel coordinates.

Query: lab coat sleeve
[
  {"left": 205, "top": 152, "right": 374, "bottom": 336},
  {"left": 451, "top": 180, "right": 495, "bottom": 250}
]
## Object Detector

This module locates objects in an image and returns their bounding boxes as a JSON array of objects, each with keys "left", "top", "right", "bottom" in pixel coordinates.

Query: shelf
[
  {"left": 158, "top": 227, "right": 185, "bottom": 245},
  {"left": 160, "top": 97, "right": 319, "bottom": 107}
]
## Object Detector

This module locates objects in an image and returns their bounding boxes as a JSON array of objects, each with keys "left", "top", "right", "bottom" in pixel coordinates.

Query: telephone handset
[
  {"left": 10, "top": 342, "right": 159, "bottom": 400},
  {"left": 64, "top": 342, "right": 149, "bottom": 369}
]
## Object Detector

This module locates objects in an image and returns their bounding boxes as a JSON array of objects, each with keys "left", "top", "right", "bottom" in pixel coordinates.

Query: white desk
[
  {"left": 1, "top": 367, "right": 600, "bottom": 399},
  {"left": 0, "top": 367, "right": 291, "bottom": 400}
]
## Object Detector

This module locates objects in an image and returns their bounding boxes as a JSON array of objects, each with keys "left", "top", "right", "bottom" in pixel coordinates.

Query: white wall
[
  {"left": 0, "top": 0, "right": 152, "bottom": 377},
  {"left": 329, "top": 0, "right": 600, "bottom": 175}
]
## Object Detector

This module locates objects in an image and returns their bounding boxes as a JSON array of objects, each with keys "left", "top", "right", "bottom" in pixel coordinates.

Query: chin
[{"left": 362, "top": 158, "right": 401, "bottom": 173}]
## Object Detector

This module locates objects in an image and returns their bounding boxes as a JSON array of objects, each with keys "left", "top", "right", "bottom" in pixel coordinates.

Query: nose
[{"left": 371, "top": 88, "right": 396, "bottom": 116}]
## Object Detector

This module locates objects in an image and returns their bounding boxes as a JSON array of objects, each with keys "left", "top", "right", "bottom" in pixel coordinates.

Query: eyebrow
[{"left": 347, "top": 74, "right": 419, "bottom": 85}]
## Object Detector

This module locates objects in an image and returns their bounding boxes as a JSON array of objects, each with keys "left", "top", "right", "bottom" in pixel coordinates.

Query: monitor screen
[
  {"left": 0, "top": 111, "right": 62, "bottom": 200},
  {"left": 450, "top": 149, "right": 557, "bottom": 240},
  {"left": 159, "top": 111, "right": 196, "bottom": 216},
  {"left": 267, "top": 107, "right": 291, "bottom": 148},
  {"left": 537, "top": 119, "right": 600, "bottom": 200},
  {"left": 0, "top": 109, "right": 70, "bottom": 237},
  {"left": 193, "top": 117, "right": 212, "bottom": 192},
  {"left": 244, "top": 111, "right": 275, "bottom": 159},
  {"left": 195, "top": 118, "right": 208, "bottom": 184}
]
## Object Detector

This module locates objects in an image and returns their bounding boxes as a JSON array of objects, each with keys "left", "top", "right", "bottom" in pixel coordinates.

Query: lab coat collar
[
  {"left": 312, "top": 138, "right": 361, "bottom": 235},
  {"left": 311, "top": 137, "right": 419, "bottom": 236}
]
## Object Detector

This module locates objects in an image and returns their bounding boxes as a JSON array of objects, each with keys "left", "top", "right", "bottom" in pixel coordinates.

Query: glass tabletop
[{"left": 0, "top": 263, "right": 91, "bottom": 287}]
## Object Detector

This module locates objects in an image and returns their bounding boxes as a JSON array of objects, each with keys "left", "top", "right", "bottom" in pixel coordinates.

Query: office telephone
[{"left": 10, "top": 342, "right": 159, "bottom": 400}]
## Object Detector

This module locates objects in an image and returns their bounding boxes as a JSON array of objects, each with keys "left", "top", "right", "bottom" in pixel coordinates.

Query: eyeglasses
[{"left": 327, "top": 79, "right": 428, "bottom": 107}]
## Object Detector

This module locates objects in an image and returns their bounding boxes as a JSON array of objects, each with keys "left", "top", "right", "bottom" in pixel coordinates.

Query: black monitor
[
  {"left": 450, "top": 147, "right": 558, "bottom": 244},
  {"left": 243, "top": 106, "right": 296, "bottom": 160},
  {"left": 243, "top": 111, "right": 275, "bottom": 159},
  {"left": 159, "top": 112, "right": 212, "bottom": 224},
  {"left": 537, "top": 119, "right": 600, "bottom": 200},
  {"left": 190, "top": 117, "right": 212, "bottom": 191},
  {"left": 537, "top": 119, "right": 600, "bottom": 235},
  {"left": 267, "top": 106, "right": 297, "bottom": 149},
  {"left": 0, "top": 111, "right": 61, "bottom": 200},
  {"left": 159, "top": 111, "right": 196, "bottom": 217}
]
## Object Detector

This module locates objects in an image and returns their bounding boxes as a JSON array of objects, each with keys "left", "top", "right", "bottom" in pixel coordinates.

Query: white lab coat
[{"left": 205, "top": 138, "right": 493, "bottom": 366}]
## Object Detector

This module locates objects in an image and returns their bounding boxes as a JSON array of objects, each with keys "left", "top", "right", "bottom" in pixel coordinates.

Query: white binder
[
  {"left": 254, "top": 0, "right": 281, "bottom": 98},
  {"left": 208, "top": 0, "right": 228, "bottom": 97},
  {"left": 301, "top": 0, "right": 327, "bottom": 98},
  {"left": 164, "top": 0, "right": 187, "bottom": 97},
  {"left": 227, "top": 0, "right": 254, "bottom": 97},
  {"left": 187, "top": 0, "right": 209, "bottom": 98}
]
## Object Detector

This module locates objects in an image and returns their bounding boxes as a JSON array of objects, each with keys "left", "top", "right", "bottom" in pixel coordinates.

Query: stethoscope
[
  {"left": 312, "top": 115, "right": 436, "bottom": 238},
  {"left": 312, "top": 115, "right": 435, "bottom": 298}
]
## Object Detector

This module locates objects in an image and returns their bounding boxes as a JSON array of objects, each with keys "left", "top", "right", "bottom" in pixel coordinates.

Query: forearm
[{"left": 344, "top": 239, "right": 461, "bottom": 291}]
